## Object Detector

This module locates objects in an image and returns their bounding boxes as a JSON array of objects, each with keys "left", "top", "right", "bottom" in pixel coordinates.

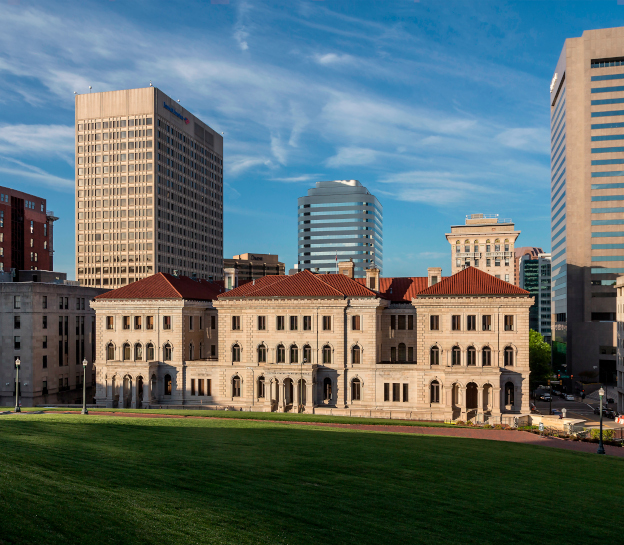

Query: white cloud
[
  {"left": 325, "top": 147, "right": 378, "bottom": 167},
  {"left": 0, "top": 157, "right": 74, "bottom": 191},
  {"left": 227, "top": 155, "right": 273, "bottom": 176},
  {"left": 0, "top": 124, "right": 74, "bottom": 164},
  {"left": 314, "top": 53, "right": 356, "bottom": 66},
  {"left": 272, "top": 174, "right": 321, "bottom": 183},
  {"left": 270, "top": 135, "right": 288, "bottom": 165},
  {"left": 497, "top": 128, "right": 550, "bottom": 154}
]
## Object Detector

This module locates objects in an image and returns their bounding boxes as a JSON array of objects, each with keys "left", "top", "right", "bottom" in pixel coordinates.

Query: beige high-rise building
[
  {"left": 75, "top": 87, "right": 224, "bottom": 288},
  {"left": 550, "top": 28, "right": 624, "bottom": 385},
  {"left": 445, "top": 214, "right": 520, "bottom": 282}
]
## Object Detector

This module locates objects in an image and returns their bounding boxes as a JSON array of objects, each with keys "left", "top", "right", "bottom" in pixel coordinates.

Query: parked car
[
  {"left": 565, "top": 394, "right": 575, "bottom": 401},
  {"left": 605, "top": 409, "right": 616, "bottom": 419},
  {"left": 540, "top": 394, "right": 552, "bottom": 402}
]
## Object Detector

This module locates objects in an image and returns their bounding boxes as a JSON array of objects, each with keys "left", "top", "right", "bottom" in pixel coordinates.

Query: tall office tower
[
  {"left": 514, "top": 246, "right": 543, "bottom": 287},
  {"left": 519, "top": 252, "right": 552, "bottom": 343},
  {"left": 0, "top": 186, "right": 56, "bottom": 274},
  {"left": 75, "top": 87, "right": 224, "bottom": 288},
  {"left": 445, "top": 214, "right": 520, "bottom": 282},
  {"left": 550, "top": 28, "right": 624, "bottom": 382},
  {"left": 297, "top": 180, "right": 382, "bottom": 277}
]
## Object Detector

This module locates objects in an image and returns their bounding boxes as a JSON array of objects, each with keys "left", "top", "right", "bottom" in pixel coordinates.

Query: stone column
[
  {"left": 278, "top": 380, "right": 284, "bottom": 411},
  {"left": 492, "top": 386, "right": 502, "bottom": 417},
  {"left": 131, "top": 380, "right": 137, "bottom": 409},
  {"left": 443, "top": 386, "right": 453, "bottom": 420},
  {"left": 305, "top": 381, "right": 313, "bottom": 412},
  {"left": 266, "top": 379, "right": 273, "bottom": 410},
  {"left": 477, "top": 386, "right": 484, "bottom": 423},
  {"left": 460, "top": 387, "right": 467, "bottom": 421},
  {"left": 143, "top": 381, "right": 150, "bottom": 409}
]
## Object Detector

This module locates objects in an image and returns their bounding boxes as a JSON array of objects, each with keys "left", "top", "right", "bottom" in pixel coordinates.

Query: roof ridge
[
  {"left": 162, "top": 272, "right": 185, "bottom": 299},
  {"left": 313, "top": 273, "right": 353, "bottom": 297}
]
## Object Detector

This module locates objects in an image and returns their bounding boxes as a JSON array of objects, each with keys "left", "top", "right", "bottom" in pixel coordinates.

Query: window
[
  {"left": 43, "top": 356, "right": 47, "bottom": 369},
  {"left": 323, "top": 345, "right": 331, "bottom": 364},
  {"left": 430, "top": 315, "right": 439, "bottom": 330},
  {"left": 231, "top": 376, "right": 241, "bottom": 397},
  {"left": 42, "top": 296, "right": 47, "bottom": 309},
  {"left": 191, "top": 379, "right": 196, "bottom": 396},
  {"left": 430, "top": 380, "right": 440, "bottom": 403},
  {"left": 403, "top": 383, "right": 409, "bottom": 402},
  {"left": 290, "top": 316, "right": 298, "bottom": 330},
  {"left": 384, "top": 382, "right": 390, "bottom": 402},
  {"left": 14, "top": 336, "right": 20, "bottom": 350},
  {"left": 322, "top": 316, "right": 331, "bottom": 330},
  {"left": 276, "top": 316, "right": 285, "bottom": 330},
  {"left": 64, "top": 297, "right": 68, "bottom": 310},
  {"left": 452, "top": 346, "right": 461, "bottom": 366},
  {"left": 303, "top": 344, "right": 311, "bottom": 363},
  {"left": 164, "top": 343, "right": 172, "bottom": 361},
  {"left": 504, "top": 315, "right": 514, "bottom": 331},
  {"left": 123, "top": 343, "right": 131, "bottom": 360},
  {"left": 352, "top": 315, "right": 361, "bottom": 330},
  {"left": 211, "top": 315, "right": 216, "bottom": 329},
  {"left": 134, "top": 344, "right": 142, "bottom": 361},
  {"left": 258, "top": 376, "right": 265, "bottom": 398},
  {"left": 123, "top": 316, "right": 130, "bottom": 330},
  {"left": 408, "top": 347, "right": 414, "bottom": 362},
  {"left": 505, "top": 382, "right": 515, "bottom": 405},
  {"left": 467, "top": 315, "right": 476, "bottom": 331},
  {"left": 146, "top": 316, "right": 154, "bottom": 330},
  {"left": 392, "top": 383, "right": 400, "bottom": 402},
  {"left": 146, "top": 343, "right": 154, "bottom": 360},
  {"left": 258, "top": 316, "right": 266, "bottom": 330},
  {"left": 232, "top": 344, "right": 241, "bottom": 362},
  {"left": 504, "top": 346, "right": 514, "bottom": 366},
  {"left": 505, "top": 274, "right": 510, "bottom": 282},
  {"left": 303, "top": 316, "right": 312, "bottom": 330},
  {"left": 290, "top": 345, "right": 298, "bottom": 363},
  {"left": 430, "top": 346, "right": 440, "bottom": 365},
  {"left": 163, "top": 316, "right": 171, "bottom": 329},
  {"left": 398, "top": 315, "right": 406, "bottom": 330},
  {"left": 211, "top": 345, "right": 216, "bottom": 357},
  {"left": 391, "top": 315, "right": 396, "bottom": 330},
  {"left": 232, "top": 316, "right": 241, "bottom": 330},
  {"left": 14, "top": 296, "right": 20, "bottom": 309},
  {"left": 107, "top": 343, "right": 114, "bottom": 360},
  {"left": 351, "top": 378, "right": 361, "bottom": 401},
  {"left": 277, "top": 344, "right": 285, "bottom": 363},
  {"left": 324, "top": 377, "right": 332, "bottom": 401},
  {"left": 258, "top": 345, "right": 266, "bottom": 363},
  {"left": 482, "top": 346, "right": 491, "bottom": 366},
  {"left": 482, "top": 315, "right": 492, "bottom": 331},
  {"left": 165, "top": 374, "right": 172, "bottom": 395},
  {"left": 408, "top": 315, "right": 413, "bottom": 330},
  {"left": 467, "top": 346, "right": 476, "bottom": 366},
  {"left": 451, "top": 315, "right": 461, "bottom": 330},
  {"left": 189, "top": 316, "right": 194, "bottom": 331},
  {"left": 390, "top": 347, "right": 396, "bottom": 362},
  {"left": 14, "top": 315, "right": 20, "bottom": 329},
  {"left": 43, "top": 335, "right": 47, "bottom": 349},
  {"left": 134, "top": 316, "right": 142, "bottom": 329},
  {"left": 352, "top": 345, "right": 361, "bottom": 364},
  {"left": 106, "top": 316, "right": 114, "bottom": 330},
  {"left": 398, "top": 343, "right": 407, "bottom": 362}
]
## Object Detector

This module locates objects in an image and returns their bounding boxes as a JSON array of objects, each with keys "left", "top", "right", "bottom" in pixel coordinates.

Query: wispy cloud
[
  {"left": 325, "top": 147, "right": 378, "bottom": 167},
  {"left": 313, "top": 53, "right": 356, "bottom": 66},
  {"left": 272, "top": 174, "right": 322, "bottom": 183},
  {"left": 0, "top": 124, "right": 74, "bottom": 164},
  {"left": 0, "top": 157, "right": 74, "bottom": 191}
]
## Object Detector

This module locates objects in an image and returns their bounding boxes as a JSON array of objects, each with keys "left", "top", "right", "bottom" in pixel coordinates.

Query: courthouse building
[{"left": 93, "top": 265, "right": 532, "bottom": 422}]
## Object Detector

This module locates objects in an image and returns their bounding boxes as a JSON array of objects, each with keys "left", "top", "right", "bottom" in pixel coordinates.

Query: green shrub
[{"left": 590, "top": 428, "right": 614, "bottom": 441}]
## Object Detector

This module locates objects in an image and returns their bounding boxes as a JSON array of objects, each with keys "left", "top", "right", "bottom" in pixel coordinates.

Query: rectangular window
[
  {"left": 189, "top": 316, "right": 194, "bottom": 331},
  {"left": 198, "top": 379, "right": 205, "bottom": 396},
  {"left": 43, "top": 355, "right": 47, "bottom": 369},
  {"left": 408, "top": 347, "right": 414, "bottom": 362},
  {"left": 14, "top": 336, "right": 20, "bottom": 350},
  {"left": 65, "top": 297, "right": 68, "bottom": 310},
  {"left": 146, "top": 316, "right": 154, "bottom": 329},
  {"left": 299, "top": 315, "right": 310, "bottom": 330},
  {"left": 258, "top": 316, "right": 266, "bottom": 330},
  {"left": 276, "top": 316, "right": 285, "bottom": 330},
  {"left": 467, "top": 315, "right": 476, "bottom": 331},
  {"left": 403, "top": 383, "right": 409, "bottom": 402},
  {"left": 384, "top": 383, "right": 390, "bottom": 402},
  {"left": 14, "top": 296, "right": 20, "bottom": 309},
  {"left": 452, "top": 315, "right": 461, "bottom": 331},
  {"left": 398, "top": 315, "right": 406, "bottom": 330},
  {"left": 43, "top": 335, "right": 47, "bottom": 349},
  {"left": 134, "top": 316, "right": 142, "bottom": 329},
  {"left": 430, "top": 315, "right": 439, "bottom": 330},
  {"left": 504, "top": 315, "right": 514, "bottom": 331},
  {"left": 14, "top": 315, "right": 20, "bottom": 329},
  {"left": 211, "top": 315, "right": 216, "bottom": 329},
  {"left": 323, "top": 316, "right": 331, "bottom": 330},
  {"left": 408, "top": 315, "right": 414, "bottom": 330},
  {"left": 207, "top": 379, "right": 212, "bottom": 396},
  {"left": 232, "top": 316, "right": 240, "bottom": 330},
  {"left": 482, "top": 315, "right": 492, "bottom": 331},
  {"left": 391, "top": 347, "right": 396, "bottom": 362},
  {"left": 211, "top": 344, "right": 216, "bottom": 357},
  {"left": 106, "top": 316, "right": 114, "bottom": 330},
  {"left": 290, "top": 316, "right": 298, "bottom": 330},
  {"left": 391, "top": 315, "right": 396, "bottom": 330},
  {"left": 392, "top": 383, "right": 400, "bottom": 402},
  {"left": 59, "top": 296, "right": 63, "bottom": 310},
  {"left": 163, "top": 316, "right": 171, "bottom": 330},
  {"left": 352, "top": 315, "right": 361, "bottom": 330},
  {"left": 191, "top": 379, "right": 196, "bottom": 396},
  {"left": 123, "top": 316, "right": 130, "bottom": 329},
  {"left": 43, "top": 296, "right": 47, "bottom": 309}
]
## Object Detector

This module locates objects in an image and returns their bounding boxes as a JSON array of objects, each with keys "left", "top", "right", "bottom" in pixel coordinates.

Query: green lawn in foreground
[{"left": 0, "top": 415, "right": 621, "bottom": 545}]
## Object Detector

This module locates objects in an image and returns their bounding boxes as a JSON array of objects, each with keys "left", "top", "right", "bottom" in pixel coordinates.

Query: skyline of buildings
[{"left": 519, "top": 252, "right": 552, "bottom": 343}]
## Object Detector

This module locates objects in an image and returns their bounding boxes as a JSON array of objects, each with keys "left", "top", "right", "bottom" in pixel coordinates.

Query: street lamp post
[
  {"left": 14, "top": 358, "right": 21, "bottom": 413},
  {"left": 597, "top": 387, "right": 605, "bottom": 455},
  {"left": 81, "top": 359, "right": 88, "bottom": 415}
]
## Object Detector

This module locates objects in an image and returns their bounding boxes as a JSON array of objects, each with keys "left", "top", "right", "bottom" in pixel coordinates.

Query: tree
[{"left": 529, "top": 329, "right": 552, "bottom": 387}]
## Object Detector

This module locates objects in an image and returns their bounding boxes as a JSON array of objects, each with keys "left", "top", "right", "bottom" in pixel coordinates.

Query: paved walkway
[{"left": 35, "top": 410, "right": 624, "bottom": 457}]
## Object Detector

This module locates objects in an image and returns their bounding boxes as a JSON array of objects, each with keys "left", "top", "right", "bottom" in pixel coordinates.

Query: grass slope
[{"left": 0, "top": 414, "right": 621, "bottom": 545}]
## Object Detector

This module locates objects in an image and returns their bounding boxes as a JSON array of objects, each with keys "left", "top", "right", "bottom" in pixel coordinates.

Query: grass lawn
[{"left": 0, "top": 414, "right": 621, "bottom": 545}]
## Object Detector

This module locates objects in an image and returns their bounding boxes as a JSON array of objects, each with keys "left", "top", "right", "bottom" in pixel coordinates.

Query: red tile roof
[
  {"left": 94, "top": 273, "right": 225, "bottom": 301},
  {"left": 417, "top": 267, "right": 530, "bottom": 297},
  {"left": 355, "top": 277, "right": 430, "bottom": 302},
  {"left": 218, "top": 269, "right": 377, "bottom": 299}
]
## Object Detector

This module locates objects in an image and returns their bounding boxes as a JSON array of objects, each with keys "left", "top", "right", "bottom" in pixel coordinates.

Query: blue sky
[{"left": 1, "top": 0, "right": 623, "bottom": 279}]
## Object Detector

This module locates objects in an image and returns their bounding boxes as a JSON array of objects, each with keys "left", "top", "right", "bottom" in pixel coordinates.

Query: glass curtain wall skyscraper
[{"left": 298, "top": 180, "right": 382, "bottom": 277}]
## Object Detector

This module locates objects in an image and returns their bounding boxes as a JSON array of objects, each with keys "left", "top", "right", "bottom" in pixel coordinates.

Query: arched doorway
[
  {"left": 137, "top": 376, "right": 144, "bottom": 408},
  {"left": 283, "top": 378, "right": 294, "bottom": 408},
  {"left": 323, "top": 377, "right": 332, "bottom": 404},
  {"left": 123, "top": 375, "right": 132, "bottom": 408},
  {"left": 466, "top": 382, "right": 478, "bottom": 421}
]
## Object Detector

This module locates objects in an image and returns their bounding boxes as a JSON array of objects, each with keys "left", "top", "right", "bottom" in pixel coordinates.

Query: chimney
[
  {"left": 338, "top": 260, "right": 355, "bottom": 279},
  {"left": 365, "top": 266, "right": 380, "bottom": 292},
  {"left": 427, "top": 267, "right": 442, "bottom": 287},
  {"left": 224, "top": 267, "right": 238, "bottom": 291}
]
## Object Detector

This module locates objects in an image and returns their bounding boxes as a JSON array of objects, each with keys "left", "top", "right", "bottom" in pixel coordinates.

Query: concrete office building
[
  {"left": 1, "top": 281, "right": 105, "bottom": 407},
  {"left": 75, "top": 86, "right": 224, "bottom": 288},
  {"left": 519, "top": 253, "right": 552, "bottom": 343},
  {"left": 550, "top": 27, "right": 624, "bottom": 383},
  {"left": 446, "top": 214, "right": 520, "bottom": 281},
  {"left": 0, "top": 186, "right": 57, "bottom": 274},
  {"left": 514, "top": 247, "right": 543, "bottom": 287},
  {"left": 615, "top": 275, "right": 624, "bottom": 413},
  {"left": 298, "top": 180, "right": 382, "bottom": 277},
  {"left": 223, "top": 253, "right": 285, "bottom": 288}
]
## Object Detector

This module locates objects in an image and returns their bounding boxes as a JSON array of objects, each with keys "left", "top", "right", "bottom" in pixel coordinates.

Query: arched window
[
  {"left": 134, "top": 343, "right": 143, "bottom": 361},
  {"left": 430, "top": 346, "right": 440, "bottom": 366},
  {"left": 277, "top": 344, "right": 285, "bottom": 363},
  {"left": 323, "top": 345, "right": 332, "bottom": 364},
  {"left": 258, "top": 345, "right": 266, "bottom": 363},
  {"left": 352, "top": 345, "right": 361, "bottom": 364},
  {"left": 106, "top": 343, "right": 115, "bottom": 360},
  {"left": 323, "top": 377, "right": 332, "bottom": 401},
  {"left": 232, "top": 344, "right": 241, "bottom": 363},
  {"left": 290, "top": 345, "right": 298, "bottom": 364},
  {"left": 467, "top": 346, "right": 476, "bottom": 366},
  {"left": 351, "top": 378, "right": 361, "bottom": 401},
  {"left": 430, "top": 380, "right": 440, "bottom": 403},
  {"left": 482, "top": 346, "right": 491, "bottom": 366},
  {"left": 504, "top": 346, "right": 514, "bottom": 366},
  {"left": 123, "top": 343, "right": 131, "bottom": 361},
  {"left": 303, "top": 344, "right": 311, "bottom": 363},
  {"left": 398, "top": 343, "right": 406, "bottom": 362},
  {"left": 189, "top": 343, "right": 194, "bottom": 360},
  {"left": 452, "top": 346, "right": 461, "bottom": 366},
  {"left": 164, "top": 374, "right": 172, "bottom": 395},
  {"left": 258, "top": 376, "right": 265, "bottom": 398},
  {"left": 505, "top": 382, "right": 515, "bottom": 406},
  {"left": 232, "top": 375, "right": 241, "bottom": 397},
  {"left": 146, "top": 343, "right": 154, "bottom": 361},
  {"left": 163, "top": 343, "right": 172, "bottom": 361}
]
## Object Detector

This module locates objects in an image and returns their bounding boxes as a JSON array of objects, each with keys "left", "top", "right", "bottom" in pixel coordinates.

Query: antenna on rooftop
[
  {"left": 177, "top": 99, "right": 180, "bottom": 103},
  {"left": 88, "top": 86, "right": 92, "bottom": 93},
  {"left": 149, "top": 80, "right": 153, "bottom": 87}
]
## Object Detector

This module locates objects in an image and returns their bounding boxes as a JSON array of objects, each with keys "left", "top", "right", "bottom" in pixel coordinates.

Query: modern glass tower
[{"left": 297, "top": 180, "right": 382, "bottom": 277}]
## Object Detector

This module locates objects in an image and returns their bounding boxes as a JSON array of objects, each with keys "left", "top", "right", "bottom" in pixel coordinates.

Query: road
[{"left": 533, "top": 390, "right": 622, "bottom": 427}]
